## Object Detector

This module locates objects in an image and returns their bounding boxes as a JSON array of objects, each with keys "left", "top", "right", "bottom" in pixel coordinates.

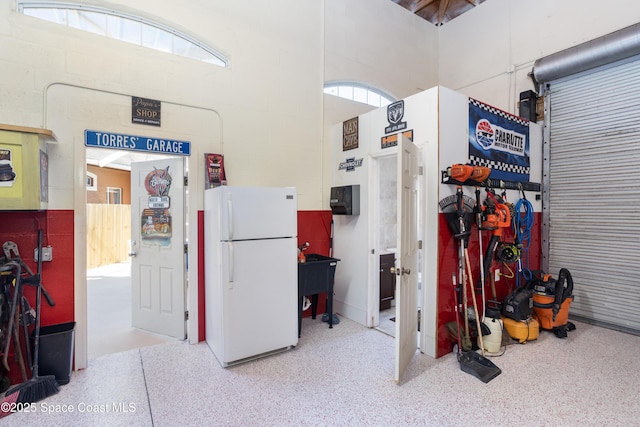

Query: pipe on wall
[{"left": 531, "top": 22, "right": 640, "bottom": 88}]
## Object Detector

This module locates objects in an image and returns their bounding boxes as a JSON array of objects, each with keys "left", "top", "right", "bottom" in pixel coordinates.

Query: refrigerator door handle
[
  {"left": 228, "top": 242, "right": 234, "bottom": 288},
  {"left": 227, "top": 193, "right": 234, "bottom": 240}
]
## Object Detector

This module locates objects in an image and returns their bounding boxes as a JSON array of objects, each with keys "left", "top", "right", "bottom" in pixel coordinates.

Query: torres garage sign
[{"left": 84, "top": 130, "right": 191, "bottom": 156}]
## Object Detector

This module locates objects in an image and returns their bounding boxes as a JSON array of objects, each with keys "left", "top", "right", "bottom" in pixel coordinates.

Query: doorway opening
[
  {"left": 371, "top": 151, "right": 424, "bottom": 342},
  {"left": 85, "top": 148, "right": 181, "bottom": 359},
  {"left": 374, "top": 154, "right": 398, "bottom": 337}
]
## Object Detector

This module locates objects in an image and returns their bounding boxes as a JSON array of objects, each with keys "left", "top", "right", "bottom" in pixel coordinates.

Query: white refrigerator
[{"left": 204, "top": 186, "right": 298, "bottom": 367}]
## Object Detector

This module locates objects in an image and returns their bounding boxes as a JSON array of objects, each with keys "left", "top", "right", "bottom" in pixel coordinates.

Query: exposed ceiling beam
[
  {"left": 437, "top": 0, "right": 451, "bottom": 25},
  {"left": 412, "top": 0, "right": 437, "bottom": 13},
  {"left": 392, "top": 0, "right": 484, "bottom": 25}
]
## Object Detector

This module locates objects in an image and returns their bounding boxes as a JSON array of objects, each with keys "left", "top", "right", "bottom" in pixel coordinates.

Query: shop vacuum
[
  {"left": 501, "top": 285, "right": 539, "bottom": 344},
  {"left": 530, "top": 268, "right": 576, "bottom": 338}
]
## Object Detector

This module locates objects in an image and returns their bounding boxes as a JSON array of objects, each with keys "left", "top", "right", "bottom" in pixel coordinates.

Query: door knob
[
  {"left": 128, "top": 252, "right": 137, "bottom": 257},
  {"left": 390, "top": 267, "right": 410, "bottom": 276}
]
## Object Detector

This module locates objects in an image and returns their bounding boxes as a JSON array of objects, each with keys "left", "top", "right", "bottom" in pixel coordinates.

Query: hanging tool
[
  {"left": 446, "top": 164, "right": 491, "bottom": 184},
  {"left": 469, "top": 165, "right": 491, "bottom": 183},
  {"left": 11, "top": 296, "right": 27, "bottom": 382},
  {"left": 1, "top": 261, "right": 22, "bottom": 373},
  {"left": 475, "top": 187, "right": 486, "bottom": 301},
  {"left": 514, "top": 186, "right": 535, "bottom": 287},
  {"left": 456, "top": 186, "right": 473, "bottom": 351},
  {"left": 447, "top": 164, "right": 474, "bottom": 182},
  {"left": 439, "top": 187, "right": 475, "bottom": 351},
  {"left": 3, "top": 231, "right": 59, "bottom": 403},
  {"left": 481, "top": 190, "right": 512, "bottom": 291},
  {"left": 452, "top": 272, "right": 502, "bottom": 383},
  {"left": 465, "top": 249, "right": 486, "bottom": 357},
  {"left": 3, "top": 274, "right": 59, "bottom": 403},
  {"left": 2, "top": 240, "right": 55, "bottom": 308}
]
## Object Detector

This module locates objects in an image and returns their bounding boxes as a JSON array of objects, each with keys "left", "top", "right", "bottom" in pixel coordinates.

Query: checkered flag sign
[{"left": 468, "top": 98, "right": 530, "bottom": 183}]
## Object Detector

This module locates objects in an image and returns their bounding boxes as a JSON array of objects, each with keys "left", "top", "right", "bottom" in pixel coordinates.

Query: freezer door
[
  {"left": 214, "top": 186, "right": 297, "bottom": 241},
  {"left": 219, "top": 238, "right": 298, "bottom": 364}
]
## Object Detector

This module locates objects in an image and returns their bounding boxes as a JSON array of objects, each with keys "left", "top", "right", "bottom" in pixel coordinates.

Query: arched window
[
  {"left": 323, "top": 82, "right": 395, "bottom": 108},
  {"left": 18, "top": 2, "right": 229, "bottom": 67}
]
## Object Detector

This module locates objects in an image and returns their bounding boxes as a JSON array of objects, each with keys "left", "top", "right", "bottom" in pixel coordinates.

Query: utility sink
[{"left": 297, "top": 254, "right": 340, "bottom": 336}]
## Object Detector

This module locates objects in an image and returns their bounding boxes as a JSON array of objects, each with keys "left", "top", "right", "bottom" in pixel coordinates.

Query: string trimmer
[{"left": 439, "top": 187, "right": 474, "bottom": 350}]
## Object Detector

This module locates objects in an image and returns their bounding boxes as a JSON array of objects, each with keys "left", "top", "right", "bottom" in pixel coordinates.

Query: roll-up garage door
[{"left": 546, "top": 55, "right": 640, "bottom": 334}]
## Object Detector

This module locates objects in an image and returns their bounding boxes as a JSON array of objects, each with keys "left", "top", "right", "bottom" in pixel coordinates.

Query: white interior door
[
  {"left": 394, "top": 135, "right": 420, "bottom": 383},
  {"left": 130, "top": 158, "right": 186, "bottom": 339}
]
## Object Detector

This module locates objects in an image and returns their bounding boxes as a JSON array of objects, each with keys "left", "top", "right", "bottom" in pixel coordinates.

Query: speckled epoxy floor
[
  {"left": 87, "top": 262, "right": 175, "bottom": 359},
  {"left": 4, "top": 315, "right": 640, "bottom": 426}
]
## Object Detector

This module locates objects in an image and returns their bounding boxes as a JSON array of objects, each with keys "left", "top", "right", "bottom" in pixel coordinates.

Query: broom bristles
[{"left": 4, "top": 375, "right": 59, "bottom": 405}]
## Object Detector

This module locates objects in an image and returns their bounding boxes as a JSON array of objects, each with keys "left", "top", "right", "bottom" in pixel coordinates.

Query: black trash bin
[{"left": 35, "top": 321, "right": 76, "bottom": 385}]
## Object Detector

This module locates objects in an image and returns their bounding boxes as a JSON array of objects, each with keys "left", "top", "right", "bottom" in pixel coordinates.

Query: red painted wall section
[
  {"left": 296, "top": 210, "right": 334, "bottom": 318},
  {"left": 0, "top": 210, "right": 74, "bottom": 385},
  {"left": 436, "top": 212, "right": 542, "bottom": 357},
  {"left": 197, "top": 210, "right": 205, "bottom": 342},
  {"left": 197, "top": 210, "right": 333, "bottom": 343}
]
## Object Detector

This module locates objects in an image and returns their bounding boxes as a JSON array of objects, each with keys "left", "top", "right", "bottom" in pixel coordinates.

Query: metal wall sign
[
  {"left": 132, "top": 96, "right": 161, "bottom": 126},
  {"left": 142, "top": 165, "right": 173, "bottom": 246},
  {"left": 381, "top": 129, "right": 413, "bottom": 149},
  {"left": 343, "top": 117, "right": 359, "bottom": 151},
  {"left": 384, "top": 100, "right": 407, "bottom": 134},
  {"left": 338, "top": 157, "right": 363, "bottom": 172},
  {"left": 84, "top": 130, "right": 191, "bottom": 156}
]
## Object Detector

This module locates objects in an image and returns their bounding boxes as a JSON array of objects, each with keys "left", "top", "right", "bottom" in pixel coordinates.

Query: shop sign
[
  {"left": 132, "top": 96, "right": 161, "bottom": 126},
  {"left": 141, "top": 165, "right": 173, "bottom": 246},
  {"left": 84, "top": 130, "right": 190, "bottom": 156},
  {"left": 338, "top": 157, "right": 363, "bottom": 172},
  {"left": 384, "top": 100, "right": 407, "bottom": 134},
  {"left": 343, "top": 117, "right": 359, "bottom": 151},
  {"left": 381, "top": 129, "right": 413, "bottom": 149},
  {"left": 141, "top": 208, "right": 172, "bottom": 246},
  {"left": 205, "top": 153, "right": 227, "bottom": 189}
]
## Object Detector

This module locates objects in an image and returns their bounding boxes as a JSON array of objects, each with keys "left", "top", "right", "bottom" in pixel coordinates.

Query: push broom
[{"left": 3, "top": 230, "right": 59, "bottom": 404}]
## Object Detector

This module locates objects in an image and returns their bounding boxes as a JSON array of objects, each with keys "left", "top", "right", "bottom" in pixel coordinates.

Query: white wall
[
  {"left": 0, "top": 0, "right": 325, "bottom": 369},
  {"left": 331, "top": 87, "right": 440, "bottom": 330},
  {"left": 331, "top": 85, "right": 543, "bottom": 356},
  {"left": 322, "top": 0, "right": 439, "bottom": 207},
  {"left": 324, "top": 0, "right": 439, "bottom": 101},
  {"left": 1, "top": 0, "right": 325, "bottom": 209},
  {"left": 438, "top": 0, "right": 640, "bottom": 113}
]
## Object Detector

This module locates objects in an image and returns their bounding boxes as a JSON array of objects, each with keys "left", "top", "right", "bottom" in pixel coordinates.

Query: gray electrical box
[{"left": 330, "top": 185, "right": 360, "bottom": 215}]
